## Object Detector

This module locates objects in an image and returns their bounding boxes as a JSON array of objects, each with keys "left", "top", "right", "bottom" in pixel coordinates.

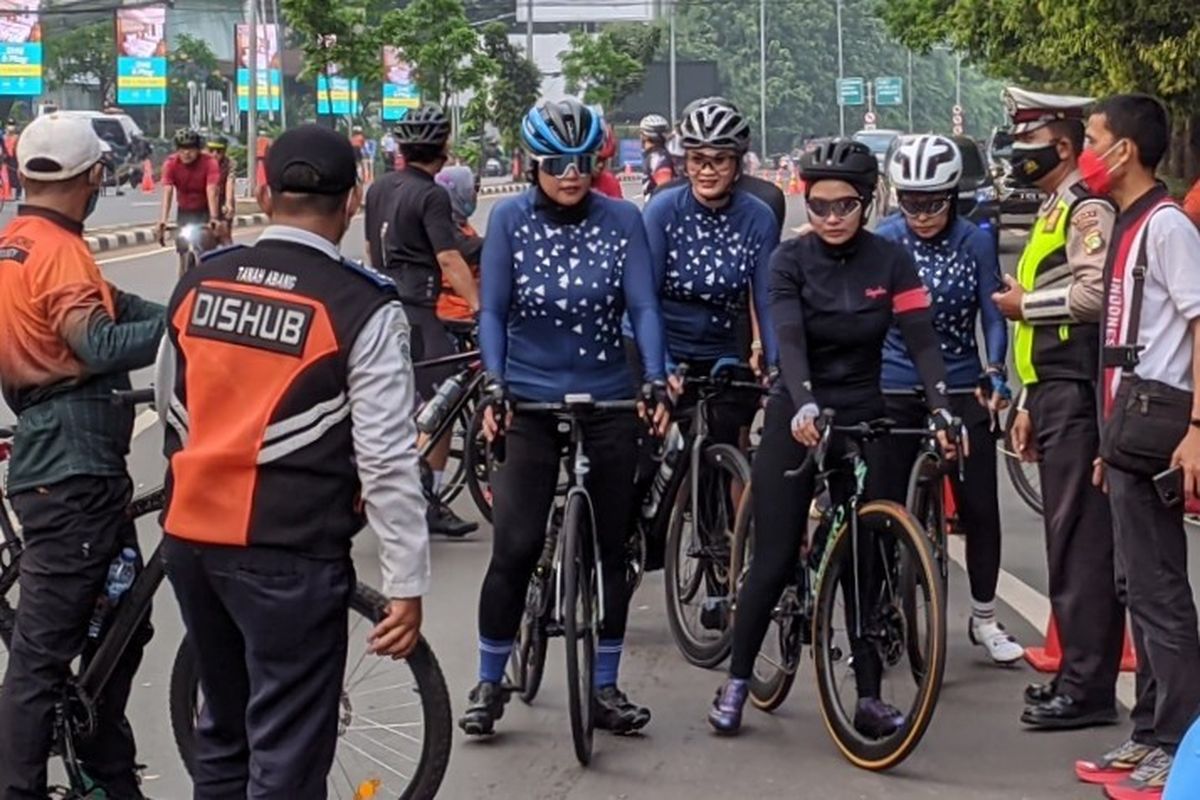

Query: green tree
[
  {"left": 560, "top": 24, "right": 663, "bottom": 110},
  {"left": 281, "top": 0, "right": 379, "bottom": 117},
  {"left": 475, "top": 22, "right": 541, "bottom": 150},
  {"left": 880, "top": 0, "right": 1200, "bottom": 176},
  {"left": 43, "top": 21, "right": 117, "bottom": 106},
  {"left": 381, "top": 0, "right": 493, "bottom": 108}
]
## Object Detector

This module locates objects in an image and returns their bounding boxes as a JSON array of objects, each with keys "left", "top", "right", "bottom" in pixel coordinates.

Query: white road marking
[{"left": 947, "top": 535, "right": 1136, "bottom": 709}]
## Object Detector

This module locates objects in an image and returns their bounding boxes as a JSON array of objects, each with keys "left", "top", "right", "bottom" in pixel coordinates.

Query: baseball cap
[
  {"left": 266, "top": 124, "right": 357, "bottom": 196},
  {"left": 17, "top": 113, "right": 104, "bottom": 181}
]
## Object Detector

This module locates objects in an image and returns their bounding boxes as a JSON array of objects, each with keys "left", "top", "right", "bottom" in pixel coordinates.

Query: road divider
[{"left": 85, "top": 212, "right": 269, "bottom": 255}]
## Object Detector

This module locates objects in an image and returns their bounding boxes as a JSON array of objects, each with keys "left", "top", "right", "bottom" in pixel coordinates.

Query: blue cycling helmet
[{"left": 521, "top": 98, "right": 603, "bottom": 156}]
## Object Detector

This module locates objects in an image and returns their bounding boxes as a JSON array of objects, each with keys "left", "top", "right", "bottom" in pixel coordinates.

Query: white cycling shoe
[{"left": 969, "top": 617, "right": 1025, "bottom": 664}]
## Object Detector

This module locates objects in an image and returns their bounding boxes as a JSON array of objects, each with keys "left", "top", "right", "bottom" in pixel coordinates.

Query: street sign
[
  {"left": 952, "top": 113, "right": 964, "bottom": 126},
  {"left": 952, "top": 104, "right": 964, "bottom": 115},
  {"left": 864, "top": 111, "right": 877, "bottom": 125},
  {"left": 875, "top": 76, "right": 903, "bottom": 107},
  {"left": 838, "top": 77, "right": 865, "bottom": 107},
  {"left": 952, "top": 124, "right": 964, "bottom": 135}
]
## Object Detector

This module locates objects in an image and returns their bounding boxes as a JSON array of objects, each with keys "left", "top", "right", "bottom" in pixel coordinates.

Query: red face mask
[{"left": 1078, "top": 141, "right": 1125, "bottom": 196}]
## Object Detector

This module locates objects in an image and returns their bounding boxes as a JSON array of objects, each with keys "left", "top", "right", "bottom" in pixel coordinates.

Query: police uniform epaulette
[
  {"left": 339, "top": 257, "right": 396, "bottom": 290},
  {"left": 199, "top": 243, "right": 248, "bottom": 263}
]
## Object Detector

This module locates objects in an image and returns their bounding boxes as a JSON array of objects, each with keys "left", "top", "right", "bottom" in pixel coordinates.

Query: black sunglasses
[
  {"left": 898, "top": 193, "right": 953, "bottom": 217},
  {"left": 807, "top": 196, "right": 863, "bottom": 220}
]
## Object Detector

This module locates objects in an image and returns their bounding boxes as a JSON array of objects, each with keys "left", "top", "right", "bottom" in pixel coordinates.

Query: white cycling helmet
[
  {"left": 887, "top": 134, "right": 962, "bottom": 192},
  {"left": 640, "top": 113, "right": 671, "bottom": 138}
]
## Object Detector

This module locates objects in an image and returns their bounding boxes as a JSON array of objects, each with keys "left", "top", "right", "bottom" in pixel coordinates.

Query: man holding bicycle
[
  {"left": 0, "top": 113, "right": 165, "bottom": 800},
  {"left": 155, "top": 129, "right": 225, "bottom": 262},
  {"left": 155, "top": 125, "right": 429, "bottom": 798}
]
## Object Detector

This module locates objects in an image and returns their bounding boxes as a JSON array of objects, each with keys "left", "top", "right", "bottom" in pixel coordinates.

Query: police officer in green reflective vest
[{"left": 992, "top": 87, "right": 1125, "bottom": 730}]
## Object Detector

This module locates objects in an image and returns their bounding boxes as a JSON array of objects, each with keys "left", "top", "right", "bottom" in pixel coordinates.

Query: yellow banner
[
  {"left": 0, "top": 63, "right": 40, "bottom": 77},
  {"left": 117, "top": 75, "right": 166, "bottom": 89}
]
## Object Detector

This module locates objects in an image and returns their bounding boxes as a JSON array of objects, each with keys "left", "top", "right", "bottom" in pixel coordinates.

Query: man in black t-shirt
[{"left": 364, "top": 103, "right": 478, "bottom": 538}]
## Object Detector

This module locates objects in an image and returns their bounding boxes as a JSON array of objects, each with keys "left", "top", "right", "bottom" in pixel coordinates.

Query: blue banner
[
  {"left": 317, "top": 74, "right": 357, "bottom": 115},
  {"left": 236, "top": 67, "right": 281, "bottom": 112},
  {"left": 116, "top": 56, "right": 165, "bottom": 105},
  {"left": 0, "top": 41, "right": 40, "bottom": 96}
]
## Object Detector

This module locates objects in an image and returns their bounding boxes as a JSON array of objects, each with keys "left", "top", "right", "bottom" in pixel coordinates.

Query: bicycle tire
[
  {"left": 509, "top": 573, "right": 550, "bottom": 705},
  {"left": 463, "top": 405, "right": 494, "bottom": 522},
  {"left": 436, "top": 398, "right": 473, "bottom": 506},
  {"left": 1002, "top": 409, "right": 1043, "bottom": 516},
  {"left": 729, "top": 484, "right": 801, "bottom": 712},
  {"left": 561, "top": 491, "right": 596, "bottom": 766},
  {"left": 903, "top": 452, "right": 947, "bottom": 685},
  {"left": 812, "top": 501, "right": 946, "bottom": 772},
  {"left": 169, "top": 583, "right": 453, "bottom": 799},
  {"left": 664, "top": 443, "right": 750, "bottom": 669}
]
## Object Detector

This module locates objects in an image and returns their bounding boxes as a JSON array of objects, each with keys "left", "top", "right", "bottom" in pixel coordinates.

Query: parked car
[
  {"left": 853, "top": 129, "right": 904, "bottom": 210},
  {"left": 483, "top": 157, "right": 504, "bottom": 178},
  {"left": 56, "top": 110, "right": 150, "bottom": 190},
  {"left": 987, "top": 126, "right": 1044, "bottom": 220},
  {"left": 952, "top": 135, "right": 1001, "bottom": 252}
]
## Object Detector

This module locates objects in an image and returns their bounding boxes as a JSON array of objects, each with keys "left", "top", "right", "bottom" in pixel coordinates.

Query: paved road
[{"left": 4, "top": 188, "right": 1193, "bottom": 798}]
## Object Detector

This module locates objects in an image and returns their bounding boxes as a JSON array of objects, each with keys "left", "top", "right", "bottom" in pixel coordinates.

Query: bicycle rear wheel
[
  {"left": 903, "top": 452, "right": 947, "bottom": 685},
  {"left": 664, "top": 444, "right": 749, "bottom": 669},
  {"left": 812, "top": 501, "right": 946, "bottom": 771},
  {"left": 436, "top": 397, "right": 475, "bottom": 506},
  {"left": 169, "top": 583, "right": 453, "bottom": 799},
  {"left": 463, "top": 406, "right": 494, "bottom": 522},
  {"left": 1002, "top": 409, "right": 1043, "bottom": 515},
  {"left": 561, "top": 491, "right": 596, "bottom": 766}
]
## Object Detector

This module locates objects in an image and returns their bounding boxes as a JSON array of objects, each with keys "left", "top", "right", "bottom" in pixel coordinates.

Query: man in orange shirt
[
  {"left": 1184, "top": 175, "right": 1200, "bottom": 228},
  {"left": 0, "top": 113, "right": 164, "bottom": 799}
]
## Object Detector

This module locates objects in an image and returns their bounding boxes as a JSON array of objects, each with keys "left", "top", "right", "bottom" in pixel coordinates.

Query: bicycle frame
[{"left": 413, "top": 351, "right": 485, "bottom": 462}]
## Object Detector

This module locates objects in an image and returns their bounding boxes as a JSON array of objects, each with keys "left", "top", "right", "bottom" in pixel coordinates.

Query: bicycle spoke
[
  {"left": 346, "top": 723, "right": 422, "bottom": 760},
  {"left": 346, "top": 681, "right": 416, "bottom": 699},
  {"left": 337, "top": 736, "right": 413, "bottom": 781}
]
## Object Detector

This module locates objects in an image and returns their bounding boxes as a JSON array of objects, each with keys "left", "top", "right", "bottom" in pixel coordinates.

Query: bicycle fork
[{"left": 554, "top": 433, "right": 606, "bottom": 631}]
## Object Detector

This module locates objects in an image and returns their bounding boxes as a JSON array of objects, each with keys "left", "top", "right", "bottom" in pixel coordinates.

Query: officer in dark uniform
[
  {"left": 993, "top": 88, "right": 1125, "bottom": 729},
  {"left": 156, "top": 125, "right": 430, "bottom": 797}
]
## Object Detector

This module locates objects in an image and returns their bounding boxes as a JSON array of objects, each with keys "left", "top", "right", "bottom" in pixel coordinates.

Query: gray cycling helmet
[
  {"left": 395, "top": 103, "right": 451, "bottom": 146},
  {"left": 799, "top": 139, "right": 878, "bottom": 192},
  {"left": 639, "top": 113, "right": 671, "bottom": 139},
  {"left": 678, "top": 98, "right": 751, "bottom": 154}
]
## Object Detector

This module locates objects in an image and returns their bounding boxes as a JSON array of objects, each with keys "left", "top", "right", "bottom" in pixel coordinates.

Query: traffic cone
[
  {"left": 787, "top": 175, "right": 801, "bottom": 196},
  {"left": 1026, "top": 614, "right": 1138, "bottom": 672},
  {"left": 1, "top": 166, "right": 11, "bottom": 201},
  {"left": 139, "top": 159, "right": 154, "bottom": 193}
]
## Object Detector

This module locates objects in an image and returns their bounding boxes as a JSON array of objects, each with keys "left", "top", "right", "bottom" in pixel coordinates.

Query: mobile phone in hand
[{"left": 1153, "top": 466, "right": 1184, "bottom": 508}]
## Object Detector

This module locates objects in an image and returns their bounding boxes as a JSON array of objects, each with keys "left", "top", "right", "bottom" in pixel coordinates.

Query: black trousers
[
  {"left": 404, "top": 303, "right": 456, "bottom": 400},
  {"left": 1108, "top": 466, "right": 1200, "bottom": 752},
  {"left": 867, "top": 393, "right": 1003, "bottom": 605},
  {"left": 1026, "top": 380, "right": 1123, "bottom": 706},
  {"left": 730, "top": 393, "right": 885, "bottom": 696},
  {"left": 479, "top": 410, "right": 638, "bottom": 643},
  {"left": 163, "top": 538, "right": 353, "bottom": 800},
  {"left": 0, "top": 475, "right": 150, "bottom": 800}
]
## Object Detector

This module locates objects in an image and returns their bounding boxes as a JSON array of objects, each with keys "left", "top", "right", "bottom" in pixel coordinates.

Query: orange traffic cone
[
  {"left": 787, "top": 175, "right": 801, "bottom": 196},
  {"left": 1, "top": 166, "right": 11, "bottom": 201},
  {"left": 139, "top": 159, "right": 154, "bottom": 193},
  {"left": 1026, "top": 614, "right": 1138, "bottom": 672}
]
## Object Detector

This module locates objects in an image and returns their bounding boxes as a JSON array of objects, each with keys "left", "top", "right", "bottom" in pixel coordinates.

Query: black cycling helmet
[
  {"left": 394, "top": 103, "right": 451, "bottom": 146},
  {"left": 799, "top": 139, "right": 878, "bottom": 192},
  {"left": 205, "top": 133, "right": 227, "bottom": 151},
  {"left": 678, "top": 97, "right": 751, "bottom": 154},
  {"left": 521, "top": 98, "right": 603, "bottom": 156},
  {"left": 174, "top": 128, "right": 202, "bottom": 149}
]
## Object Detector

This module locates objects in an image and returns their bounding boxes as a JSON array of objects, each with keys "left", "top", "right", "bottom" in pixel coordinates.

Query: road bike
[
  {"left": 729, "top": 411, "right": 946, "bottom": 771},
  {"left": 499, "top": 394, "right": 638, "bottom": 766},
  {"left": 0, "top": 390, "right": 453, "bottom": 799},
  {"left": 1001, "top": 406, "right": 1043, "bottom": 515},
  {"left": 413, "top": 346, "right": 487, "bottom": 513},
  {"left": 662, "top": 360, "right": 762, "bottom": 668}
]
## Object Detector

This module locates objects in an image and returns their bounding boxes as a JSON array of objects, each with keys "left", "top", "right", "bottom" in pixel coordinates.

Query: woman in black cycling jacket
[{"left": 709, "top": 139, "right": 954, "bottom": 737}]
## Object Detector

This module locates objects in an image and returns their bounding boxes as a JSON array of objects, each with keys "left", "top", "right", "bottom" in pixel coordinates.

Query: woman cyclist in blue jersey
[
  {"left": 709, "top": 139, "right": 955, "bottom": 737},
  {"left": 641, "top": 97, "right": 779, "bottom": 439},
  {"left": 459, "top": 98, "right": 670, "bottom": 738},
  {"left": 871, "top": 134, "right": 1023, "bottom": 665}
]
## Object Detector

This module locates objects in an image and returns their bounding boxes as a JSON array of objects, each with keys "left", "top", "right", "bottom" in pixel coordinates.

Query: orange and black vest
[{"left": 162, "top": 239, "right": 396, "bottom": 555}]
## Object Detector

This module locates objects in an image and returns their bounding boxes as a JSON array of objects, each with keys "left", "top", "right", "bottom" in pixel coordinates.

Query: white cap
[{"left": 17, "top": 113, "right": 104, "bottom": 181}]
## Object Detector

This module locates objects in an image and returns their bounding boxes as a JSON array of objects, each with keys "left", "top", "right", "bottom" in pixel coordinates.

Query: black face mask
[
  {"left": 1010, "top": 142, "right": 1062, "bottom": 186},
  {"left": 83, "top": 187, "right": 100, "bottom": 220}
]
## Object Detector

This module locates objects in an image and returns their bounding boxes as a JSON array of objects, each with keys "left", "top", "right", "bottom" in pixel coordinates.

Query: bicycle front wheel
[
  {"left": 1002, "top": 409, "right": 1043, "bottom": 515},
  {"left": 812, "top": 501, "right": 946, "bottom": 772},
  {"left": 169, "top": 583, "right": 453, "bottom": 799},
  {"left": 664, "top": 443, "right": 750, "bottom": 669},
  {"left": 561, "top": 491, "right": 596, "bottom": 766}
]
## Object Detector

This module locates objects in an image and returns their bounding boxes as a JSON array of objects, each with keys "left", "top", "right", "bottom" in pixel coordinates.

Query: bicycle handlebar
[
  {"left": 784, "top": 409, "right": 965, "bottom": 479},
  {"left": 514, "top": 396, "right": 639, "bottom": 415},
  {"left": 111, "top": 388, "right": 156, "bottom": 406}
]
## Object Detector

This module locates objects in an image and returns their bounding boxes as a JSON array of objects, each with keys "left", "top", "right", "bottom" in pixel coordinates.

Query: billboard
[
  {"left": 317, "top": 68, "right": 358, "bottom": 116},
  {"left": 515, "top": 0, "right": 654, "bottom": 23},
  {"left": 0, "top": 0, "right": 40, "bottom": 97},
  {"left": 381, "top": 46, "right": 418, "bottom": 121},
  {"left": 116, "top": 6, "right": 167, "bottom": 105},
  {"left": 235, "top": 23, "right": 281, "bottom": 112}
]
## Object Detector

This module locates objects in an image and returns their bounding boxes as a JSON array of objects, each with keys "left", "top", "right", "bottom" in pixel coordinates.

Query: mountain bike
[
  {"left": 499, "top": 394, "right": 638, "bottom": 766},
  {"left": 729, "top": 411, "right": 947, "bottom": 771},
  {"left": 662, "top": 360, "right": 761, "bottom": 668},
  {"left": 0, "top": 390, "right": 454, "bottom": 799}
]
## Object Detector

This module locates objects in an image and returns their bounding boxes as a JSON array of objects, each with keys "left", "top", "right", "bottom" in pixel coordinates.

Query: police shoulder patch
[
  {"left": 199, "top": 243, "right": 249, "bottom": 263},
  {"left": 340, "top": 257, "right": 396, "bottom": 291}
]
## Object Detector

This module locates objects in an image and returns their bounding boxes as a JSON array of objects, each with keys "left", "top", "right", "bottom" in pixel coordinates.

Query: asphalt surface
[{"left": 3, "top": 186, "right": 1196, "bottom": 799}]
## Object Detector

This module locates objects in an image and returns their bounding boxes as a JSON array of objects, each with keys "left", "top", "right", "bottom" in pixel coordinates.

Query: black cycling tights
[
  {"left": 478, "top": 410, "right": 638, "bottom": 643},
  {"left": 730, "top": 393, "right": 890, "bottom": 697},
  {"left": 866, "top": 393, "right": 1002, "bottom": 606}
]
